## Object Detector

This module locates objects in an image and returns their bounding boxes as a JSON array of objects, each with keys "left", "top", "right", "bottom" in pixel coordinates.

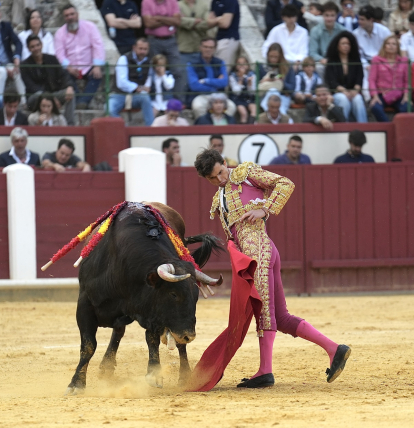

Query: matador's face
[{"left": 206, "top": 161, "right": 229, "bottom": 188}]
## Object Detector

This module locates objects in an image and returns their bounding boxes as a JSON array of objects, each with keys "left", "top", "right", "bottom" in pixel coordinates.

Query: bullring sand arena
[{"left": 1, "top": 294, "right": 413, "bottom": 427}]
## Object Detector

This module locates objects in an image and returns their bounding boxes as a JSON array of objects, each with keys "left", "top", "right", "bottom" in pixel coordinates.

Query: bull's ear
[{"left": 146, "top": 272, "right": 159, "bottom": 287}]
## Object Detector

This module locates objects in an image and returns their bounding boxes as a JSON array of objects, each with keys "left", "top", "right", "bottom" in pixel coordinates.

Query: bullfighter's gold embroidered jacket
[{"left": 210, "top": 162, "right": 295, "bottom": 239}]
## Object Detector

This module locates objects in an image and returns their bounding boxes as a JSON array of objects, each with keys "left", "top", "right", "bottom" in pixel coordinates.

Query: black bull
[{"left": 66, "top": 202, "right": 223, "bottom": 395}]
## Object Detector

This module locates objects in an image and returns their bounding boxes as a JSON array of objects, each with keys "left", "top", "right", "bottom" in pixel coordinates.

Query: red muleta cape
[{"left": 186, "top": 240, "right": 262, "bottom": 392}]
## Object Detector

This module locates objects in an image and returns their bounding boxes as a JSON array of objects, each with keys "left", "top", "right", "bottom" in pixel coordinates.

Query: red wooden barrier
[
  {"left": 0, "top": 174, "right": 9, "bottom": 279},
  {"left": 303, "top": 163, "right": 414, "bottom": 293},
  {"left": 35, "top": 171, "right": 125, "bottom": 278},
  {"left": 1, "top": 163, "right": 413, "bottom": 294}
]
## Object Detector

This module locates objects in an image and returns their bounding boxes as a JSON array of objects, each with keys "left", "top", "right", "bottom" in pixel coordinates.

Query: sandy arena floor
[{"left": 0, "top": 294, "right": 413, "bottom": 428}]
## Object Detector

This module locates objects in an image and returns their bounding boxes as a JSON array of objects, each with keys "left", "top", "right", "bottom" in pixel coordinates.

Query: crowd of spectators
[{"left": 0, "top": 0, "right": 413, "bottom": 130}]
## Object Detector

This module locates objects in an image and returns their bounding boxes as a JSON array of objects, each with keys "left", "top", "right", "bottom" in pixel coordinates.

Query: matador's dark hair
[{"left": 194, "top": 149, "right": 225, "bottom": 177}]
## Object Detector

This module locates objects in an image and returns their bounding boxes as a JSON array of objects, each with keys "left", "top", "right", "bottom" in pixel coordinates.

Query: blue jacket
[
  {"left": 186, "top": 54, "right": 228, "bottom": 104},
  {"left": 0, "top": 150, "right": 40, "bottom": 167},
  {"left": 0, "top": 21, "right": 22, "bottom": 63},
  {"left": 269, "top": 151, "right": 311, "bottom": 165}
]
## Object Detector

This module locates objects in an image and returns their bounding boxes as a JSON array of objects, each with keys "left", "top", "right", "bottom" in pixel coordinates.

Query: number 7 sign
[{"left": 238, "top": 134, "right": 279, "bottom": 165}]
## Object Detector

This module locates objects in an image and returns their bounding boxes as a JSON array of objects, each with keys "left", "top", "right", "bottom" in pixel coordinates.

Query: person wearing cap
[
  {"left": 194, "top": 93, "right": 236, "bottom": 125},
  {"left": 151, "top": 98, "right": 189, "bottom": 126},
  {"left": 333, "top": 129, "right": 375, "bottom": 163}
]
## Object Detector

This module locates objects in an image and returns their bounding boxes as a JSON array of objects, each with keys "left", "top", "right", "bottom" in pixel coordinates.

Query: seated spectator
[
  {"left": 151, "top": 98, "right": 189, "bottom": 126},
  {"left": 208, "top": 0, "right": 241, "bottom": 72},
  {"left": 293, "top": 56, "right": 322, "bottom": 104},
  {"left": 18, "top": 9, "right": 55, "bottom": 61},
  {"left": 258, "top": 43, "right": 295, "bottom": 114},
  {"left": 0, "top": 127, "right": 40, "bottom": 167},
  {"left": 337, "top": 0, "right": 358, "bottom": 32},
  {"left": 162, "top": 138, "right": 188, "bottom": 166},
  {"left": 334, "top": 129, "right": 374, "bottom": 163},
  {"left": 0, "top": 91, "right": 28, "bottom": 126},
  {"left": 28, "top": 93, "right": 67, "bottom": 126},
  {"left": 109, "top": 38, "right": 154, "bottom": 126},
  {"left": 178, "top": 0, "right": 217, "bottom": 64},
  {"left": 54, "top": 4, "right": 105, "bottom": 110},
  {"left": 309, "top": 2, "right": 345, "bottom": 71},
  {"left": 141, "top": 0, "right": 185, "bottom": 103},
  {"left": 187, "top": 37, "right": 236, "bottom": 119},
  {"left": 269, "top": 135, "right": 311, "bottom": 164},
  {"left": 401, "top": 12, "right": 414, "bottom": 60},
  {"left": 257, "top": 94, "right": 293, "bottom": 124},
  {"left": 325, "top": 31, "right": 367, "bottom": 123},
  {"left": 353, "top": 6, "right": 391, "bottom": 65},
  {"left": 149, "top": 54, "right": 175, "bottom": 116},
  {"left": 369, "top": 35, "right": 409, "bottom": 122},
  {"left": 229, "top": 55, "right": 256, "bottom": 124},
  {"left": 194, "top": 93, "right": 236, "bottom": 125},
  {"left": 21, "top": 35, "right": 75, "bottom": 126},
  {"left": 302, "top": 3, "right": 323, "bottom": 31},
  {"left": 303, "top": 84, "right": 346, "bottom": 129},
  {"left": 262, "top": 5, "right": 309, "bottom": 65},
  {"left": 0, "top": 10, "right": 26, "bottom": 104},
  {"left": 101, "top": 0, "right": 142, "bottom": 55},
  {"left": 388, "top": 0, "right": 414, "bottom": 37},
  {"left": 42, "top": 138, "right": 91, "bottom": 172},
  {"left": 264, "top": 0, "right": 308, "bottom": 37},
  {"left": 209, "top": 134, "right": 238, "bottom": 166},
  {"left": 353, "top": 6, "right": 391, "bottom": 101}
]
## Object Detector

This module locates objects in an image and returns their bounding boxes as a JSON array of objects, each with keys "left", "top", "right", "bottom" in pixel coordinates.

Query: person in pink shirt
[
  {"left": 54, "top": 4, "right": 106, "bottom": 109},
  {"left": 369, "top": 34, "right": 410, "bottom": 122},
  {"left": 141, "top": 0, "right": 185, "bottom": 103}
]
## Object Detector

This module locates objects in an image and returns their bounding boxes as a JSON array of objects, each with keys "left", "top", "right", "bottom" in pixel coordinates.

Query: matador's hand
[{"left": 240, "top": 209, "right": 267, "bottom": 224}]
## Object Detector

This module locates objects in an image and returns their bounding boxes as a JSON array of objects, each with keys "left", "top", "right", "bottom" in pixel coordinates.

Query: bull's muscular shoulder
[{"left": 145, "top": 202, "right": 185, "bottom": 241}]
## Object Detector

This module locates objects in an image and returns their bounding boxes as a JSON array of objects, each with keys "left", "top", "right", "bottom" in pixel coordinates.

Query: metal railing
[{"left": 9, "top": 59, "right": 414, "bottom": 122}]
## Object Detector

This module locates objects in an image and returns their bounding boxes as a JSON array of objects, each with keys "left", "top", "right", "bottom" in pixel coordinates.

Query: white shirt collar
[
  {"left": 4, "top": 109, "right": 16, "bottom": 126},
  {"left": 9, "top": 146, "right": 31, "bottom": 165}
]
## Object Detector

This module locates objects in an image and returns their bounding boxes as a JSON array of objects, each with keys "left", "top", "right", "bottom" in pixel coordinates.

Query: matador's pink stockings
[
  {"left": 295, "top": 320, "right": 338, "bottom": 365},
  {"left": 251, "top": 330, "right": 276, "bottom": 379}
]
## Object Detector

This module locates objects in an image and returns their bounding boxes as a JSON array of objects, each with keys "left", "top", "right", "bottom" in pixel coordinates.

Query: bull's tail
[{"left": 185, "top": 233, "right": 224, "bottom": 268}]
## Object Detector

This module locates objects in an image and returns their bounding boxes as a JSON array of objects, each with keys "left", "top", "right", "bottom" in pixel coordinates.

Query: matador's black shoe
[
  {"left": 326, "top": 345, "right": 351, "bottom": 383},
  {"left": 237, "top": 373, "right": 275, "bottom": 388}
]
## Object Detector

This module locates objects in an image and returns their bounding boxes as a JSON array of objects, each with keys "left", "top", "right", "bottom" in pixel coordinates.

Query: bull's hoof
[
  {"left": 145, "top": 373, "right": 163, "bottom": 388},
  {"left": 99, "top": 362, "right": 116, "bottom": 378},
  {"left": 64, "top": 386, "right": 85, "bottom": 396},
  {"left": 178, "top": 372, "right": 191, "bottom": 386}
]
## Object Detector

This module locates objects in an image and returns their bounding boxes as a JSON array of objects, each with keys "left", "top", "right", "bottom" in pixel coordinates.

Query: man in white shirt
[
  {"left": 262, "top": 4, "right": 308, "bottom": 64},
  {"left": 352, "top": 5, "right": 391, "bottom": 101},
  {"left": 401, "top": 12, "right": 414, "bottom": 61},
  {"left": 352, "top": 5, "right": 391, "bottom": 65}
]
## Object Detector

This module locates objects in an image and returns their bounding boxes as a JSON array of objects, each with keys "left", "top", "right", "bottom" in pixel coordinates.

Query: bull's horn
[
  {"left": 157, "top": 264, "right": 191, "bottom": 282},
  {"left": 195, "top": 271, "right": 223, "bottom": 286}
]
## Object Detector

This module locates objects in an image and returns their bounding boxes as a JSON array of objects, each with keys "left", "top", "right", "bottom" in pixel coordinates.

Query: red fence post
[{"left": 90, "top": 117, "right": 127, "bottom": 168}]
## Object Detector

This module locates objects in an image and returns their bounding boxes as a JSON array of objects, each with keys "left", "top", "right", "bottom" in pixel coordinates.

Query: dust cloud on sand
[{"left": 0, "top": 295, "right": 413, "bottom": 427}]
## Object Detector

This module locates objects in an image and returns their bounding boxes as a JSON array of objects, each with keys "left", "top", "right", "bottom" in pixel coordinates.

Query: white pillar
[
  {"left": 119, "top": 147, "right": 166, "bottom": 204},
  {"left": 2, "top": 164, "right": 37, "bottom": 280}
]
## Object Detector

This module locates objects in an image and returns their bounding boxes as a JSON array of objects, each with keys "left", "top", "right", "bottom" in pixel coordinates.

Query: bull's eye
[{"left": 170, "top": 292, "right": 178, "bottom": 300}]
